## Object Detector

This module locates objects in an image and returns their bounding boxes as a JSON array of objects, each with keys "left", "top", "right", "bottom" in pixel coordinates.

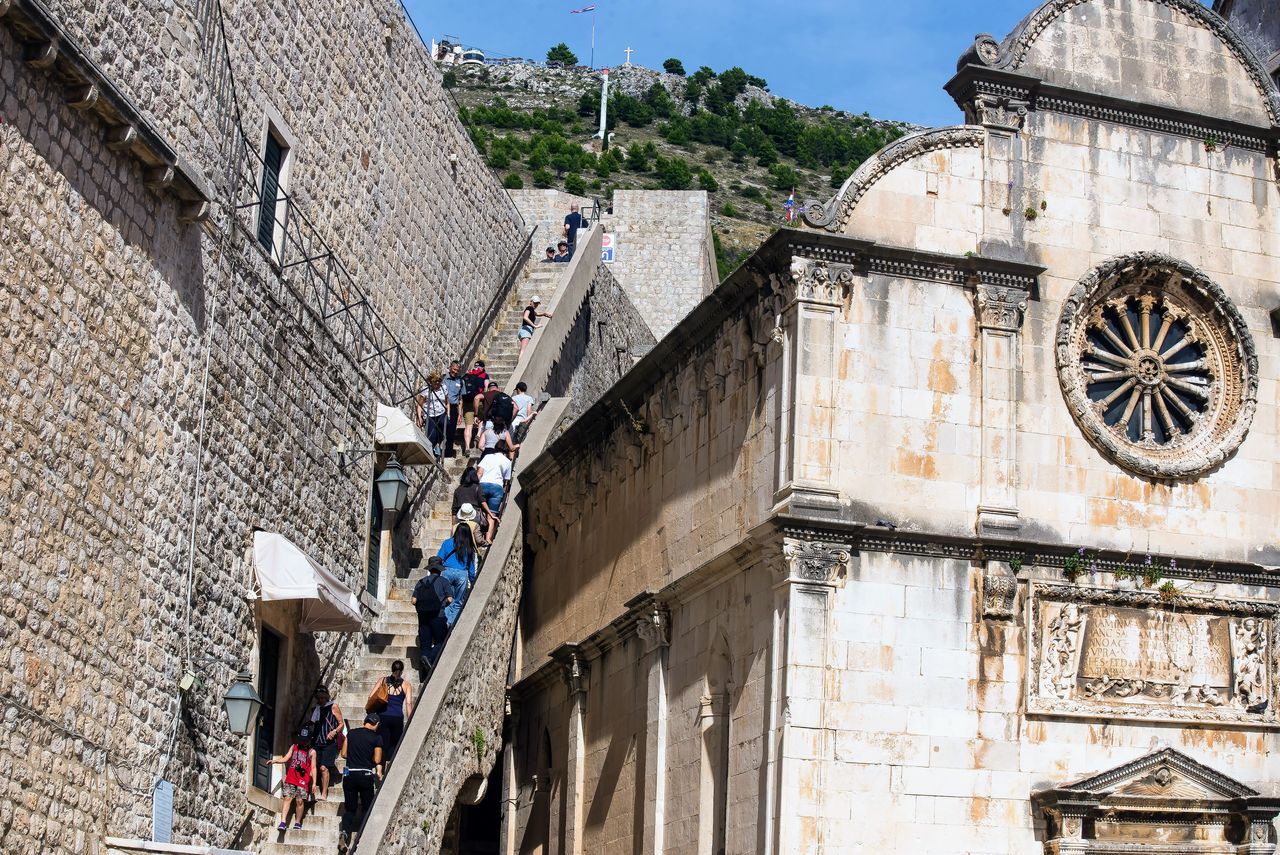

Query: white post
[{"left": 598, "top": 68, "right": 610, "bottom": 149}]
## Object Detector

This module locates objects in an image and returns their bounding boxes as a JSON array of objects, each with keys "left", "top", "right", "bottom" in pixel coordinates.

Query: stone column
[
  {"left": 627, "top": 594, "right": 670, "bottom": 855},
  {"left": 772, "top": 256, "right": 856, "bottom": 519},
  {"left": 762, "top": 536, "right": 851, "bottom": 855},
  {"left": 974, "top": 280, "right": 1029, "bottom": 536},
  {"left": 498, "top": 693, "right": 519, "bottom": 855},
  {"left": 553, "top": 644, "right": 589, "bottom": 855}
]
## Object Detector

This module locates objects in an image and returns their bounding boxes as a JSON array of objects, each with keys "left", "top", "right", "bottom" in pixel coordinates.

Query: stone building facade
[
  {"left": 1215, "top": 0, "right": 1280, "bottom": 86},
  {"left": 508, "top": 1, "right": 1280, "bottom": 854},
  {"left": 0, "top": 0, "right": 535, "bottom": 850}
]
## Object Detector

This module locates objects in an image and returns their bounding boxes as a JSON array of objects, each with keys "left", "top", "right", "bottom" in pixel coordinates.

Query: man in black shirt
[
  {"left": 412, "top": 556, "right": 453, "bottom": 678},
  {"left": 563, "top": 203, "right": 584, "bottom": 258},
  {"left": 339, "top": 713, "right": 385, "bottom": 854}
]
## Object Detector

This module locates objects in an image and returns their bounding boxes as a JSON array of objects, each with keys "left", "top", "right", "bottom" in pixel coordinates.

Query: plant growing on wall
[
  {"left": 1063, "top": 547, "right": 1087, "bottom": 582},
  {"left": 472, "top": 726, "right": 486, "bottom": 761}
]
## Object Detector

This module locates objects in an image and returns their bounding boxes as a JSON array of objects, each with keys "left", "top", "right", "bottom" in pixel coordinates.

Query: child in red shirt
[{"left": 270, "top": 727, "right": 317, "bottom": 832}]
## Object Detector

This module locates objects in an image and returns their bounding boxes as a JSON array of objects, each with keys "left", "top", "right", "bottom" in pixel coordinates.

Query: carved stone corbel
[
  {"left": 626, "top": 593, "right": 671, "bottom": 654},
  {"left": 972, "top": 94, "right": 1030, "bottom": 133},
  {"left": 981, "top": 570, "right": 1018, "bottom": 620},
  {"left": 554, "top": 645, "right": 589, "bottom": 698}
]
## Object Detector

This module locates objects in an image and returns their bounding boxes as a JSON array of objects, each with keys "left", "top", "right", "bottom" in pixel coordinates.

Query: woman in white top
[{"left": 477, "top": 439, "right": 513, "bottom": 515}]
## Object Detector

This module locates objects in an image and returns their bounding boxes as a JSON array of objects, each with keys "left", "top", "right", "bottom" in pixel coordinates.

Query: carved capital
[
  {"left": 981, "top": 571, "right": 1018, "bottom": 620},
  {"left": 788, "top": 256, "right": 855, "bottom": 307},
  {"left": 552, "top": 644, "right": 589, "bottom": 697},
  {"left": 779, "top": 538, "right": 852, "bottom": 587},
  {"left": 973, "top": 94, "right": 1029, "bottom": 132},
  {"left": 976, "top": 281, "right": 1029, "bottom": 331},
  {"left": 625, "top": 593, "right": 670, "bottom": 653}
]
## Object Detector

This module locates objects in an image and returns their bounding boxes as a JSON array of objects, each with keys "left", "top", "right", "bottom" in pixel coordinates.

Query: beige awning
[
  {"left": 253, "top": 531, "right": 362, "bottom": 633},
  {"left": 374, "top": 403, "right": 434, "bottom": 466}
]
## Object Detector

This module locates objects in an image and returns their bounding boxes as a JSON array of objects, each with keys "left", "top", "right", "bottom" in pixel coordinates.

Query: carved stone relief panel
[
  {"left": 1027, "top": 584, "right": 1279, "bottom": 727},
  {"left": 1056, "top": 252, "right": 1258, "bottom": 479}
]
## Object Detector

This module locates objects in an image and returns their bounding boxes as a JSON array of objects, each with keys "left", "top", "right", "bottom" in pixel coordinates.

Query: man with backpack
[
  {"left": 461, "top": 360, "right": 488, "bottom": 452},
  {"left": 411, "top": 555, "right": 453, "bottom": 678},
  {"left": 484, "top": 381, "right": 516, "bottom": 428}
]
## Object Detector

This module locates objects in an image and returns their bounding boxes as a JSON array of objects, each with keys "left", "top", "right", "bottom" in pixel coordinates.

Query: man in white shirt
[
  {"left": 477, "top": 440, "right": 513, "bottom": 514},
  {"left": 510, "top": 382, "right": 536, "bottom": 432}
]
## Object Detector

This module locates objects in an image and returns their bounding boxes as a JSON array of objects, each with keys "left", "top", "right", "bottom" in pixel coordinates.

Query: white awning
[
  {"left": 253, "top": 531, "right": 362, "bottom": 633},
  {"left": 375, "top": 403, "right": 434, "bottom": 466}
]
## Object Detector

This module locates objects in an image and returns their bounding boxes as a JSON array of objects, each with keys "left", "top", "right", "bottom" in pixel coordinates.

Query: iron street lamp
[
  {"left": 222, "top": 669, "right": 264, "bottom": 736},
  {"left": 375, "top": 456, "right": 410, "bottom": 516}
]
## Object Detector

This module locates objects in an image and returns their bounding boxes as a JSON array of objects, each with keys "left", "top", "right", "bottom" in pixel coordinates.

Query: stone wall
[
  {"left": 544, "top": 263, "right": 656, "bottom": 425},
  {"left": 1217, "top": 0, "right": 1280, "bottom": 82},
  {"left": 601, "top": 190, "right": 717, "bottom": 340},
  {"left": 0, "top": 0, "right": 525, "bottom": 850},
  {"left": 511, "top": 188, "right": 718, "bottom": 341}
]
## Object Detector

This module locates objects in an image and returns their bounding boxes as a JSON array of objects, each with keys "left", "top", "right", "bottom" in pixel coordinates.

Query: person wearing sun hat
[
  {"left": 518, "top": 294, "right": 553, "bottom": 357},
  {"left": 455, "top": 502, "right": 483, "bottom": 550}
]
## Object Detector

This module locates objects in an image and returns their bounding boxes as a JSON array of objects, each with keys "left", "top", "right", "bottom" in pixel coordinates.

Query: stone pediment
[
  {"left": 1063, "top": 746, "right": 1258, "bottom": 804},
  {"left": 1034, "top": 748, "right": 1280, "bottom": 854}
]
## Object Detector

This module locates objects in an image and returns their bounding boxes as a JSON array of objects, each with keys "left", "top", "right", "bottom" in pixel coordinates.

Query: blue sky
[
  {"left": 387, "top": 2, "right": 1041, "bottom": 126},
  {"left": 404, "top": 0, "right": 1216, "bottom": 126}
]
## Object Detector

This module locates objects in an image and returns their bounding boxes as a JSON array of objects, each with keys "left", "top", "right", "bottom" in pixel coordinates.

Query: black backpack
[
  {"left": 412, "top": 574, "right": 447, "bottom": 614},
  {"left": 463, "top": 372, "right": 486, "bottom": 398},
  {"left": 491, "top": 392, "right": 515, "bottom": 425}
]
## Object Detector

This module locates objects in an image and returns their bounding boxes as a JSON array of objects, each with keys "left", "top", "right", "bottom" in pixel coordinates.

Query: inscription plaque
[{"left": 1027, "top": 585, "right": 1278, "bottom": 726}]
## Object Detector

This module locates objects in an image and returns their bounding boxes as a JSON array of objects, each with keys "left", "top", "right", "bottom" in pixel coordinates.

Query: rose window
[{"left": 1056, "top": 254, "right": 1258, "bottom": 479}]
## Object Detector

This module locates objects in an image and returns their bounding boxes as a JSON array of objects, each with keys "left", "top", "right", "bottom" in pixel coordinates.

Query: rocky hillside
[{"left": 444, "top": 61, "right": 917, "bottom": 275}]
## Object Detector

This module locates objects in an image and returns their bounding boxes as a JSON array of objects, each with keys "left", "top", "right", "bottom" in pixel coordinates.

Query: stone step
[{"left": 263, "top": 841, "right": 332, "bottom": 855}]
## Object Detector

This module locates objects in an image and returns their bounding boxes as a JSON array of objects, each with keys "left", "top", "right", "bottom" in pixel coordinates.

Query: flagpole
[{"left": 590, "top": 7, "right": 595, "bottom": 69}]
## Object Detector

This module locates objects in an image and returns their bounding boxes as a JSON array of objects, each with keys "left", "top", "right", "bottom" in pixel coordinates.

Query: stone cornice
[
  {"left": 946, "top": 63, "right": 1280, "bottom": 152},
  {"left": 959, "top": 0, "right": 1280, "bottom": 127},
  {"left": 1, "top": 0, "right": 213, "bottom": 220},
  {"left": 769, "top": 514, "right": 1280, "bottom": 588}
]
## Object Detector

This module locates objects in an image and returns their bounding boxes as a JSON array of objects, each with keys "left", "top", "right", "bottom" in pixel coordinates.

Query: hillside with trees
[{"left": 443, "top": 56, "right": 916, "bottom": 275}]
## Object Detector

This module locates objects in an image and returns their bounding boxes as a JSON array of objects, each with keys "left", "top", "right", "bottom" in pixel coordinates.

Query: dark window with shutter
[
  {"left": 366, "top": 488, "right": 383, "bottom": 598},
  {"left": 252, "top": 627, "right": 282, "bottom": 791},
  {"left": 257, "top": 133, "right": 285, "bottom": 251}
]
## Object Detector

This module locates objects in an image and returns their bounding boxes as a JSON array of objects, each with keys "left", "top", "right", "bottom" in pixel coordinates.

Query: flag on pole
[
  {"left": 784, "top": 190, "right": 795, "bottom": 223},
  {"left": 571, "top": 4, "right": 596, "bottom": 11}
]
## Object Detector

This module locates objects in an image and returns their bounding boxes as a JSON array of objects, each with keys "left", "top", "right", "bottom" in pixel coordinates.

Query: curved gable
[{"left": 995, "top": 0, "right": 1279, "bottom": 126}]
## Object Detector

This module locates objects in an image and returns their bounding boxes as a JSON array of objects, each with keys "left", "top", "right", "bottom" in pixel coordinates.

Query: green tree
[
  {"left": 730, "top": 141, "right": 748, "bottom": 164},
  {"left": 721, "top": 202, "right": 739, "bottom": 217},
  {"left": 532, "top": 167, "right": 554, "bottom": 188},
  {"left": 442, "top": 70, "right": 458, "bottom": 89},
  {"left": 654, "top": 156, "right": 692, "bottom": 190},
  {"left": 717, "top": 66, "right": 750, "bottom": 98},
  {"left": 551, "top": 151, "right": 577, "bottom": 177},
  {"left": 578, "top": 90, "right": 599, "bottom": 117},
  {"left": 625, "top": 143, "right": 651, "bottom": 172},
  {"left": 564, "top": 172, "right": 587, "bottom": 195},
  {"left": 663, "top": 57, "right": 686, "bottom": 75},
  {"left": 755, "top": 139, "right": 779, "bottom": 167},
  {"left": 769, "top": 163, "right": 802, "bottom": 191},
  {"left": 488, "top": 149, "right": 510, "bottom": 170},
  {"left": 546, "top": 43, "right": 578, "bottom": 66},
  {"left": 644, "top": 83, "right": 676, "bottom": 118},
  {"left": 829, "top": 161, "right": 853, "bottom": 188},
  {"left": 503, "top": 172, "right": 524, "bottom": 189},
  {"left": 697, "top": 169, "right": 719, "bottom": 192},
  {"left": 526, "top": 146, "right": 549, "bottom": 170}
]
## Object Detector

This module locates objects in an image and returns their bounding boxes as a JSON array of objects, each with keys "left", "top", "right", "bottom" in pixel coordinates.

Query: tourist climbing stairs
[{"left": 261, "top": 243, "right": 576, "bottom": 855}]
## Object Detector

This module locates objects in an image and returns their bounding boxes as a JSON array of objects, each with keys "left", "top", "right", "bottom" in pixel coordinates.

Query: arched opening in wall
[
  {"left": 441, "top": 762, "right": 503, "bottom": 855},
  {"left": 698, "top": 632, "right": 733, "bottom": 855}
]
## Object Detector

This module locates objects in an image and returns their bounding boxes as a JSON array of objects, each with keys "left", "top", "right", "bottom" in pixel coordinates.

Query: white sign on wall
[{"left": 601, "top": 232, "right": 616, "bottom": 264}]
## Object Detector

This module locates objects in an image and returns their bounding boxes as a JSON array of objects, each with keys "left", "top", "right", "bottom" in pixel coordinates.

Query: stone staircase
[
  {"left": 474, "top": 259, "right": 564, "bottom": 390},
  {"left": 259, "top": 251, "right": 570, "bottom": 855}
]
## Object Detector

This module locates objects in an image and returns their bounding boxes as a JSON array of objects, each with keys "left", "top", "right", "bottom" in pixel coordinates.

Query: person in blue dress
[{"left": 437, "top": 522, "right": 478, "bottom": 626}]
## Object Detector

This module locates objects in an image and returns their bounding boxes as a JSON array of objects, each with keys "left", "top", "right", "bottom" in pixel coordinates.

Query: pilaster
[
  {"left": 762, "top": 535, "right": 852, "bottom": 855},
  {"left": 552, "top": 643, "right": 589, "bottom": 855},
  {"left": 975, "top": 278, "right": 1029, "bottom": 536},
  {"left": 625, "top": 593, "right": 671, "bottom": 855},
  {"left": 773, "top": 254, "right": 856, "bottom": 515}
]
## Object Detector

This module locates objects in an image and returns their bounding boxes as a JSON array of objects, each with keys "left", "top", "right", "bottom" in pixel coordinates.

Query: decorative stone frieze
[
  {"left": 1026, "top": 584, "right": 1279, "bottom": 726},
  {"left": 1033, "top": 747, "right": 1280, "bottom": 855},
  {"left": 1056, "top": 252, "right": 1258, "bottom": 480}
]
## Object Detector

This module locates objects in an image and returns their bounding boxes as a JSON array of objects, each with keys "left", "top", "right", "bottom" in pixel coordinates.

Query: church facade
[{"left": 508, "top": 1, "right": 1280, "bottom": 853}]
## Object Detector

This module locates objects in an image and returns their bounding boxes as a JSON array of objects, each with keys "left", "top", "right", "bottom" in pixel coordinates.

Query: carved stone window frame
[
  {"left": 1026, "top": 583, "right": 1279, "bottom": 728},
  {"left": 1056, "top": 252, "right": 1258, "bottom": 480}
]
